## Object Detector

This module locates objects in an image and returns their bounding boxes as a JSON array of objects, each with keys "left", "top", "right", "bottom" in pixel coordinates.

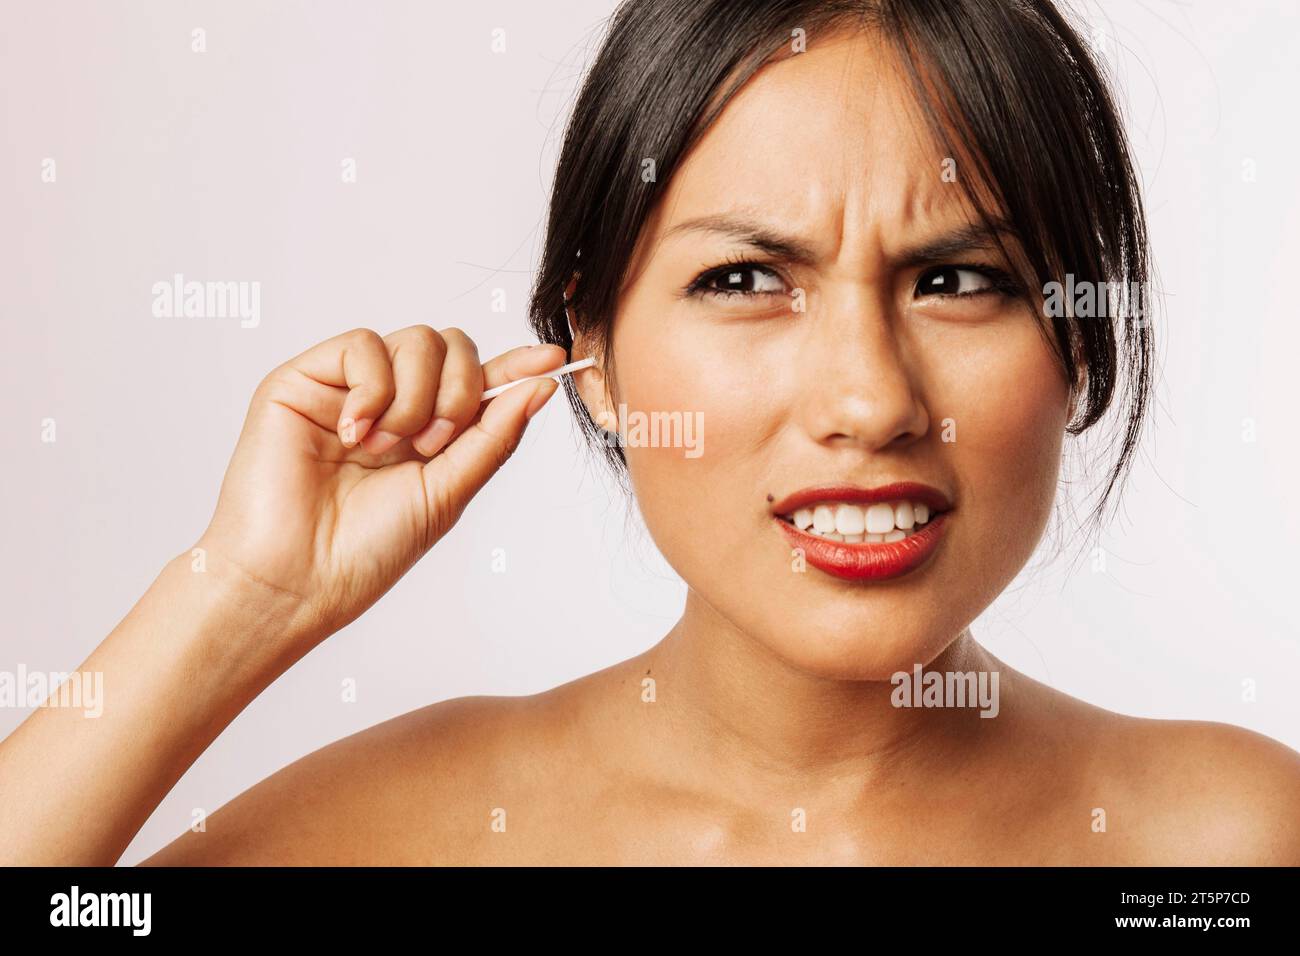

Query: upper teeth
[{"left": 785, "top": 500, "right": 933, "bottom": 543}]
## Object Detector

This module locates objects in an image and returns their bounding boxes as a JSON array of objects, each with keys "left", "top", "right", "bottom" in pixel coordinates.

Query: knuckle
[
  {"left": 255, "top": 364, "right": 295, "bottom": 401},
  {"left": 439, "top": 327, "right": 479, "bottom": 358},
  {"left": 345, "top": 327, "right": 384, "bottom": 350},
  {"left": 400, "top": 324, "right": 445, "bottom": 357},
  {"left": 405, "top": 323, "right": 443, "bottom": 348}
]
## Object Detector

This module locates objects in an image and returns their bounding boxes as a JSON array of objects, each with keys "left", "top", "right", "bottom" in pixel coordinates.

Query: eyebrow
[
  {"left": 663, "top": 213, "right": 820, "bottom": 263},
  {"left": 662, "top": 213, "right": 1019, "bottom": 267},
  {"left": 899, "top": 221, "right": 1020, "bottom": 266}
]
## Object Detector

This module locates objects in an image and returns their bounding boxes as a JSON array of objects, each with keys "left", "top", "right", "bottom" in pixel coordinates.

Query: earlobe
[
  {"left": 571, "top": 338, "right": 613, "bottom": 431},
  {"left": 577, "top": 366, "right": 615, "bottom": 434},
  {"left": 564, "top": 271, "right": 614, "bottom": 429}
]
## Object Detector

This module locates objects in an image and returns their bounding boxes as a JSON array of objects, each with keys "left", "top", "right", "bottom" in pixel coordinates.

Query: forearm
[{"left": 0, "top": 549, "right": 309, "bottom": 865}]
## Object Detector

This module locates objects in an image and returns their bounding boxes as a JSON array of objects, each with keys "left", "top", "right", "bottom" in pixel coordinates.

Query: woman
[{"left": 3, "top": 0, "right": 1297, "bottom": 866}]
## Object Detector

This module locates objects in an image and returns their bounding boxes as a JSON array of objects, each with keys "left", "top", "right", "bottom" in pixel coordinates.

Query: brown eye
[
  {"left": 695, "top": 263, "right": 786, "bottom": 297},
  {"left": 914, "top": 266, "right": 998, "bottom": 298}
]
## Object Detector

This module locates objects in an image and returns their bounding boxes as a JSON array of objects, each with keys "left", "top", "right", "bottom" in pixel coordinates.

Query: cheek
[
  {"left": 611, "top": 308, "right": 769, "bottom": 431},
  {"left": 934, "top": 323, "right": 1069, "bottom": 553},
  {"left": 609, "top": 307, "right": 779, "bottom": 556},
  {"left": 610, "top": 302, "right": 774, "bottom": 459}
]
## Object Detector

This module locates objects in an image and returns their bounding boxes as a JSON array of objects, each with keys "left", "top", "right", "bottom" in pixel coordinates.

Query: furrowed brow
[
  {"left": 896, "top": 221, "right": 1020, "bottom": 267},
  {"left": 662, "top": 213, "right": 819, "bottom": 264},
  {"left": 663, "top": 213, "right": 1021, "bottom": 268}
]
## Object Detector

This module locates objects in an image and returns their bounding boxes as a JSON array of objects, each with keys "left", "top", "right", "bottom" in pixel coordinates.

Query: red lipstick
[{"left": 770, "top": 482, "right": 952, "bottom": 582}]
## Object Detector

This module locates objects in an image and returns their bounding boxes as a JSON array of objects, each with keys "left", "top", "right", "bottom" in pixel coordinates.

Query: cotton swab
[{"left": 480, "top": 356, "right": 596, "bottom": 401}]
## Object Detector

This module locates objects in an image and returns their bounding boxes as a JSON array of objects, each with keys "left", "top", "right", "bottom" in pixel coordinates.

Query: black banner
[{"left": 0, "top": 866, "right": 1292, "bottom": 942}]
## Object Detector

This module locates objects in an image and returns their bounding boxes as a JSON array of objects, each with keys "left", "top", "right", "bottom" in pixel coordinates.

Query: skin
[{"left": 2, "top": 30, "right": 1297, "bottom": 867}]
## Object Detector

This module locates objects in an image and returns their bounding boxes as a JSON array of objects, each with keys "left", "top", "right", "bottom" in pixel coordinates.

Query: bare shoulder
[
  {"left": 983, "top": 671, "right": 1300, "bottom": 865},
  {"left": 139, "top": 678, "right": 599, "bottom": 866},
  {"left": 1085, "top": 710, "right": 1300, "bottom": 865}
]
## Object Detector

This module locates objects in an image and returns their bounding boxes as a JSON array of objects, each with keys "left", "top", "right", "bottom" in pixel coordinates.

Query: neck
[{"left": 640, "top": 589, "right": 1013, "bottom": 804}]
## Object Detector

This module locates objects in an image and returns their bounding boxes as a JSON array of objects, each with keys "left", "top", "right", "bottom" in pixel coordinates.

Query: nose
[{"left": 795, "top": 285, "right": 930, "bottom": 452}]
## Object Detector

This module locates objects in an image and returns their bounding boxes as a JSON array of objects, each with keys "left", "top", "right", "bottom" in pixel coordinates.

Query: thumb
[{"left": 421, "top": 376, "right": 558, "bottom": 527}]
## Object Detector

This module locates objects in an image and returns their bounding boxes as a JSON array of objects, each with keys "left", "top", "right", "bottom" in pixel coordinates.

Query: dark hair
[{"left": 528, "top": 0, "right": 1152, "bottom": 529}]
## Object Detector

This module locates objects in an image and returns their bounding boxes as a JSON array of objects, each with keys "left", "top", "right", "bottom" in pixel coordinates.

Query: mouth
[{"left": 769, "top": 482, "right": 952, "bottom": 582}]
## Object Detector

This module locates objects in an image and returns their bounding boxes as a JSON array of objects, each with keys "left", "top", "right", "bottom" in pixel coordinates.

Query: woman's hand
[
  {"left": 1, "top": 325, "right": 565, "bottom": 866},
  {"left": 196, "top": 326, "right": 564, "bottom": 648}
]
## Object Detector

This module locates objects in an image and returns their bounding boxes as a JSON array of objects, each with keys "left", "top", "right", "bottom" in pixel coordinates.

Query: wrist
[{"left": 158, "top": 544, "right": 321, "bottom": 683}]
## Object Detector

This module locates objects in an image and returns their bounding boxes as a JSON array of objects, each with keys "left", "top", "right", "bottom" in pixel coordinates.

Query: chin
[{"left": 753, "top": 607, "right": 964, "bottom": 682}]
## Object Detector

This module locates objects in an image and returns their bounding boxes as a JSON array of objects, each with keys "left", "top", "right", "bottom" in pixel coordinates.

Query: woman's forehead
[{"left": 649, "top": 30, "right": 979, "bottom": 253}]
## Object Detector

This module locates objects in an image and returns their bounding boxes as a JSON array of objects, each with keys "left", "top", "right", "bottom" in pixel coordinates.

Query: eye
[
  {"left": 688, "top": 260, "right": 787, "bottom": 298},
  {"left": 914, "top": 265, "right": 1012, "bottom": 298}
]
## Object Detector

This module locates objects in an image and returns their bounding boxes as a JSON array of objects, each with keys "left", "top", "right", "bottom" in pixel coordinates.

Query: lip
[{"left": 770, "top": 482, "right": 952, "bottom": 582}]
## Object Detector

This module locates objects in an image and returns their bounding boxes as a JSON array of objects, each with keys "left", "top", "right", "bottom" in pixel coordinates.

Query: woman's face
[{"left": 578, "top": 30, "right": 1071, "bottom": 679}]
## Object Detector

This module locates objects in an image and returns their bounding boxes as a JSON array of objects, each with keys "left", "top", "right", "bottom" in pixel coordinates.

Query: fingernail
[
  {"left": 340, "top": 417, "right": 373, "bottom": 447},
  {"left": 525, "top": 378, "right": 558, "bottom": 419},
  {"left": 362, "top": 429, "right": 403, "bottom": 455},
  {"left": 412, "top": 417, "right": 456, "bottom": 457}
]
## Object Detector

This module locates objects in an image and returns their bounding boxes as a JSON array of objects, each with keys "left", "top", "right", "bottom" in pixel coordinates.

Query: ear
[{"left": 564, "top": 272, "right": 615, "bottom": 430}]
